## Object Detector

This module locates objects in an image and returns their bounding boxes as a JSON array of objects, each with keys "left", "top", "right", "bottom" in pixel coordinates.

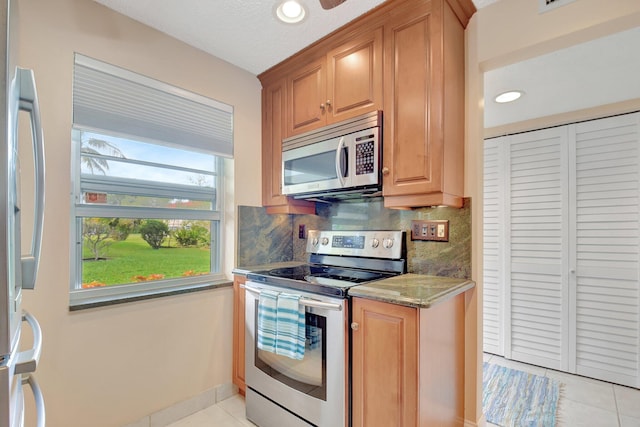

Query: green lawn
[{"left": 82, "top": 233, "right": 210, "bottom": 286}]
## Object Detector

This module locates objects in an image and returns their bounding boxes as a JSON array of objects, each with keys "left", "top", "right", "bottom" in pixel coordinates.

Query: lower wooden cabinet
[
  {"left": 351, "top": 295, "right": 465, "bottom": 427},
  {"left": 232, "top": 275, "right": 246, "bottom": 394}
]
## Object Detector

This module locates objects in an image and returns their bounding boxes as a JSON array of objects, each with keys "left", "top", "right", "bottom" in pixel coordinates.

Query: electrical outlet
[
  {"left": 298, "top": 224, "right": 306, "bottom": 239},
  {"left": 410, "top": 220, "right": 449, "bottom": 242}
]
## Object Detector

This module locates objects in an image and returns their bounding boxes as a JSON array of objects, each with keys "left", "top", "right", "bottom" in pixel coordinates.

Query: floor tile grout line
[{"left": 612, "top": 384, "right": 622, "bottom": 427}]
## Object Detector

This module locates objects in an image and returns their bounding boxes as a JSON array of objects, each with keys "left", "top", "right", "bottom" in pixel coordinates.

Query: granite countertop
[
  {"left": 348, "top": 273, "right": 475, "bottom": 309},
  {"left": 232, "top": 261, "right": 306, "bottom": 276},
  {"left": 233, "top": 263, "right": 474, "bottom": 309}
]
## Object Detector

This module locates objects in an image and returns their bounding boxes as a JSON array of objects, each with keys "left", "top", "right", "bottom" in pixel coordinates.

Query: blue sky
[{"left": 81, "top": 131, "right": 216, "bottom": 187}]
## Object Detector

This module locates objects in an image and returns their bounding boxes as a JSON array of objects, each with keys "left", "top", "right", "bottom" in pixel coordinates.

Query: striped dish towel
[
  {"left": 257, "top": 289, "right": 278, "bottom": 353},
  {"left": 275, "top": 293, "right": 306, "bottom": 360}
]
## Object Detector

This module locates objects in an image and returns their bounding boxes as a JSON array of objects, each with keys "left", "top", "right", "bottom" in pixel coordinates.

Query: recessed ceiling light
[
  {"left": 494, "top": 90, "right": 524, "bottom": 103},
  {"left": 276, "top": 0, "right": 306, "bottom": 24}
]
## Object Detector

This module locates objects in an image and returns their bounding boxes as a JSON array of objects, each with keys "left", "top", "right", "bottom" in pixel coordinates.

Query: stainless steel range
[{"left": 244, "top": 230, "right": 406, "bottom": 427}]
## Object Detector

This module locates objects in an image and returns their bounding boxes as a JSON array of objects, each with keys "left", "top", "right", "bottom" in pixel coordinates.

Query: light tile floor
[
  {"left": 484, "top": 353, "right": 640, "bottom": 427},
  {"left": 169, "top": 355, "right": 640, "bottom": 427},
  {"left": 167, "top": 394, "right": 253, "bottom": 427}
]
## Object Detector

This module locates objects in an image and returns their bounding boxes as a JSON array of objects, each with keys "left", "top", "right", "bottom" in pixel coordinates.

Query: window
[{"left": 70, "top": 54, "right": 233, "bottom": 308}]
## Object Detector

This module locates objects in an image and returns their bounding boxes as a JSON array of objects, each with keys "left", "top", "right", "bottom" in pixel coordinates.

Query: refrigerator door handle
[
  {"left": 21, "top": 374, "right": 46, "bottom": 427},
  {"left": 15, "top": 311, "right": 43, "bottom": 375},
  {"left": 17, "top": 67, "right": 45, "bottom": 291}
]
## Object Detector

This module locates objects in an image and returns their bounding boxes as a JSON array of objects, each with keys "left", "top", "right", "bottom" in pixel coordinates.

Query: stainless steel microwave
[{"left": 282, "top": 111, "right": 382, "bottom": 200}]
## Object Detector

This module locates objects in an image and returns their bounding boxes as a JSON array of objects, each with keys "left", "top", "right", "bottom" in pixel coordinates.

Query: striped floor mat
[{"left": 483, "top": 362, "right": 561, "bottom": 427}]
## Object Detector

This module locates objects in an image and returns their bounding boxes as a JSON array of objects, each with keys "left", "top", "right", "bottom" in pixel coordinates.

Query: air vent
[{"left": 538, "top": 0, "right": 576, "bottom": 14}]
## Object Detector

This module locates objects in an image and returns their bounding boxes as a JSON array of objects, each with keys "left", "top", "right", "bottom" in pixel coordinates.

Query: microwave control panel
[{"left": 355, "top": 137, "right": 375, "bottom": 175}]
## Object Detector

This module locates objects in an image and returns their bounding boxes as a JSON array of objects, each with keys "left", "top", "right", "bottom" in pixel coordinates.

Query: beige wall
[
  {"left": 18, "top": 0, "right": 261, "bottom": 426},
  {"left": 15, "top": 0, "right": 640, "bottom": 425},
  {"left": 465, "top": 0, "right": 640, "bottom": 424}
]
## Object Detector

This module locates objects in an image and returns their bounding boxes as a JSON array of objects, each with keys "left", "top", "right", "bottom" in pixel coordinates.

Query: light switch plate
[{"left": 411, "top": 220, "right": 449, "bottom": 242}]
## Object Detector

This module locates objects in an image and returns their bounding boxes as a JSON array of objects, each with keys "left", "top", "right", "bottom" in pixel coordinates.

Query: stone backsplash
[{"left": 238, "top": 198, "right": 471, "bottom": 279}]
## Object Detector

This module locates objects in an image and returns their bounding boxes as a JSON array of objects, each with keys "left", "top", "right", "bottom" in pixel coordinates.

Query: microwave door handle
[{"left": 335, "top": 136, "right": 347, "bottom": 187}]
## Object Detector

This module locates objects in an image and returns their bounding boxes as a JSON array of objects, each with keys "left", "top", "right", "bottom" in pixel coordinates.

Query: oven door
[{"left": 244, "top": 281, "right": 347, "bottom": 427}]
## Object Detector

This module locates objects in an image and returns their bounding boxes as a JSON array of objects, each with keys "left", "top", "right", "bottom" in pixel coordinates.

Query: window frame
[{"left": 69, "top": 129, "right": 228, "bottom": 309}]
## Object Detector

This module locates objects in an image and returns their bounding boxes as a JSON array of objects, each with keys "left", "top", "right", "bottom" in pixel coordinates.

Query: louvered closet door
[
  {"left": 483, "top": 138, "right": 505, "bottom": 355},
  {"left": 570, "top": 112, "right": 640, "bottom": 388},
  {"left": 507, "top": 128, "right": 570, "bottom": 371}
]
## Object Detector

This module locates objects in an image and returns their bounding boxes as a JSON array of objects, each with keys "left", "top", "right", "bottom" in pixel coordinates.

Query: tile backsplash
[{"left": 238, "top": 198, "right": 471, "bottom": 278}]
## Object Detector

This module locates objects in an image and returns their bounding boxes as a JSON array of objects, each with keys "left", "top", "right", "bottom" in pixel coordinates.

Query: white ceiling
[
  {"left": 94, "top": 0, "right": 638, "bottom": 130},
  {"left": 93, "top": 0, "right": 495, "bottom": 75},
  {"left": 484, "top": 26, "right": 640, "bottom": 129}
]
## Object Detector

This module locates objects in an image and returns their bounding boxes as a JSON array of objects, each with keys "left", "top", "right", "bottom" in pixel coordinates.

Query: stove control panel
[{"left": 306, "top": 230, "right": 404, "bottom": 259}]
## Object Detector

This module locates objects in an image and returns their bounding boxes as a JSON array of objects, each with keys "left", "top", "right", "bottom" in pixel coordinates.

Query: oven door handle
[{"left": 242, "top": 284, "right": 343, "bottom": 311}]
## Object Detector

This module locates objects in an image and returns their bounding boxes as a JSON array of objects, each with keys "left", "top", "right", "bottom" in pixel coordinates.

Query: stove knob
[
  {"left": 321, "top": 237, "right": 329, "bottom": 246},
  {"left": 371, "top": 238, "right": 380, "bottom": 248},
  {"left": 382, "top": 238, "right": 394, "bottom": 249},
  {"left": 311, "top": 237, "right": 319, "bottom": 247}
]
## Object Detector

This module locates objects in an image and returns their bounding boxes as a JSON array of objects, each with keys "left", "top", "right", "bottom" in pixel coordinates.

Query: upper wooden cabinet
[
  {"left": 382, "top": 0, "right": 471, "bottom": 208},
  {"left": 287, "top": 28, "right": 383, "bottom": 136},
  {"left": 261, "top": 77, "right": 315, "bottom": 214},
  {"left": 258, "top": 0, "right": 475, "bottom": 211}
]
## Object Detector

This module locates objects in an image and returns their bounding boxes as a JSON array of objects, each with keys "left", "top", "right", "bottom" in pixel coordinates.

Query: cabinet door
[
  {"left": 382, "top": 1, "right": 465, "bottom": 208},
  {"left": 287, "top": 58, "right": 326, "bottom": 136},
  {"left": 232, "top": 275, "right": 246, "bottom": 394},
  {"left": 262, "top": 78, "right": 288, "bottom": 207},
  {"left": 326, "top": 27, "right": 383, "bottom": 124},
  {"left": 506, "top": 128, "right": 571, "bottom": 371},
  {"left": 483, "top": 138, "right": 505, "bottom": 356},
  {"left": 382, "top": 5, "right": 440, "bottom": 199},
  {"left": 351, "top": 297, "right": 417, "bottom": 427},
  {"left": 571, "top": 113, "right": 640, "bottom": 388},
  {"left": 262, "top": 78, "right": 315, "bottom": 214}
]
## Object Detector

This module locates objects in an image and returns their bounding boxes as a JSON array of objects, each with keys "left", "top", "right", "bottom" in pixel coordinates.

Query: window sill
[{"left": 69, "top": 279, "right": 233, "bottom": 311}]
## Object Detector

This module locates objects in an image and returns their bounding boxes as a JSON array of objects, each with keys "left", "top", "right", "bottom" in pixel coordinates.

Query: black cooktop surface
[
  {"left": 269, "top": 264, "right": 388, "bottom": 283},
  {"left": 246, "top": 263, "right": 396, "bottom": 297}
]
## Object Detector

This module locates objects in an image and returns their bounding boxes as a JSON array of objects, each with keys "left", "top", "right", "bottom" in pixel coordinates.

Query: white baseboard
[
  {"left": 123, "top": 382, "right": 239, "bottom": 427},
  {"left": 464, "top": 413, "right": 486, "bottom": 427}
]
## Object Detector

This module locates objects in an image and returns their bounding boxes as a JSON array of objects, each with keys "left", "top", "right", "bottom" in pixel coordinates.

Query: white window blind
[{"left": 73, "top": 54, "right": 233, "bottom": 158}]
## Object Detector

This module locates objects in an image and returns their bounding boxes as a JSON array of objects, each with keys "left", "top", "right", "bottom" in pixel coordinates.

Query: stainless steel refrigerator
[{"left": 0, "top": 0, "right": 45, "bottom": 425}]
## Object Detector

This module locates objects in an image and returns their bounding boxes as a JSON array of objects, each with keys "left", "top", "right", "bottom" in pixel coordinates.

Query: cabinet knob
[
  {"left": 351, "top": 322, "right": 359, "bottom": 331},
  {"left": 320, "top": 103, "right": 325, "bottom": 110},
  {"left": 326, "top": 100, "right": 331, "bottom": 106},
  {"left": 381, "top": 167, "right": 390, "bottom": 176}
]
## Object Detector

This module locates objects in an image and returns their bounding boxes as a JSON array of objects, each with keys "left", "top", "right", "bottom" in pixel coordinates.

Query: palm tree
[{"left": 81, "top": 138, "right": 126, "bottom": 174}]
